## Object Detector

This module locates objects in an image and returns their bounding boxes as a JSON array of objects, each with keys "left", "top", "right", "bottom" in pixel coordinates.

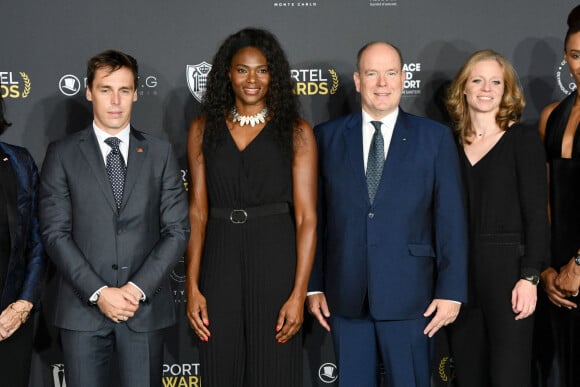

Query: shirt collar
[
  {"left": 361, "top": 108, "right": 399, "bottom": 130},
  {"left": 92, "top": 122, "right": 131, "bottom": 144}
]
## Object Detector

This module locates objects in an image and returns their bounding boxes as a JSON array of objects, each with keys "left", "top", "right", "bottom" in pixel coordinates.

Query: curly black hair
[
  {"left": 201, "top": 27, "right": 301, "bottom": 158},
  {"left": 0, "top": 96, "right": 11, "bottom": 136},
  {"left": 566, "top": 5, "right": 580, "bottom": 50}
]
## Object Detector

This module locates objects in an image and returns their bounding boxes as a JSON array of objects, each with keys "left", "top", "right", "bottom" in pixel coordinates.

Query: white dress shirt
[{"left": 361, "top": 108, "right": 398, "bottom": 172}]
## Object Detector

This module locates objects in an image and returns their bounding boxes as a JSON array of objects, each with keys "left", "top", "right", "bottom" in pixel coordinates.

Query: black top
[{"left": 460, "top": 123, "right": 549, "bottom": 276}]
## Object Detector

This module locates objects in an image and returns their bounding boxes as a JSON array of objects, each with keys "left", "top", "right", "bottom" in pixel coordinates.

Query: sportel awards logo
[
  {"left": 556, "top": 59, "right": 577, "bottom": 96},
  {"left": 292, "top": 68, "right": 339, "bottom": 96},
  {"left": 186, "top": 62, "right": 212, "bottom": 103},
  {"left": 0, "top": 71, "right": 31, "bottom": 99},
  {"left": 163, "top": 363, "right": 201, "bottom": 387},
  {"left": 437, "top": 356, "right": 455, "bottom": 383},
  {"left": 318, "top": 362, "right": 338, "bottom": 383},
  {"left": 402, "top": 62, "right": 422, "bottom": 96}
]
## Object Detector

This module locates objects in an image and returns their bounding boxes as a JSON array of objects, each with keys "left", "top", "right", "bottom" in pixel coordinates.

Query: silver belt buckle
[{"left": 229, "top": 209, "right": 248, "bottom": 224}]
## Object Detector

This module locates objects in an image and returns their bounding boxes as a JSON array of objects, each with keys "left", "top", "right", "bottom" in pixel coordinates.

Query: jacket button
[
  {"left": 112, "top": 264, "right": 118, "bottom": 270},
  {"left": 368, "top": 213, "right": 374, "bottom": 219}
]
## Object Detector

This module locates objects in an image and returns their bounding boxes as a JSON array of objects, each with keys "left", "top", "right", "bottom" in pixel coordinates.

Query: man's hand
[
  {"left": 555, "top": 257, "right": 580, "bottom": 297},
  {"left": 96, "top": 287, "right": 139, "bottom": 323},
  {"left": 423, "top": 299, "right": 460, "bottom": 337},
  {"left": 306, "top": 293, "right": 331, "bottom": 332},
  {"left": 542, "top": 266, "right": 577, "bottom": 309}
]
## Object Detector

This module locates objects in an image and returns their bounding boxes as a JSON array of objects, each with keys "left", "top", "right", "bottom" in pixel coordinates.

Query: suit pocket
[{"left": 408, "top": 243, "right": 436, "bottom": 258}]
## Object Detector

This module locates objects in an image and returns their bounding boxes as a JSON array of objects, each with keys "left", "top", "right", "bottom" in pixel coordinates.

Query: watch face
[{"left": 575, "top": 255, "right": 580, "bottom": 265}]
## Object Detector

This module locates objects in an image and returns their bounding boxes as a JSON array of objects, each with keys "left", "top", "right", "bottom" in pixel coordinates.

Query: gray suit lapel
[
  {"left": 120, "top": 129, "right": 147, "bottom": 210},
  {"left": 77, "top": 129, "right": 118, "bottom": 212}
]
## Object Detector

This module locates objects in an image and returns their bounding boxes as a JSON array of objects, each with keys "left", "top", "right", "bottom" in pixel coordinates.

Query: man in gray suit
[{"left": 39, "top": 50, "right": 190, "bottom": 387}]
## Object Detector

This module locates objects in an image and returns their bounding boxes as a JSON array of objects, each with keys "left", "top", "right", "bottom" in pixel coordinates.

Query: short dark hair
[
  {"left": 86, "top": 50, "right": 138, "bottom": 90},
  {"left": 356, "top": 41, "right": 404, "bottom": 71},
  {"left": 0, "top": 95, "right": 11, "bottom": 136}
]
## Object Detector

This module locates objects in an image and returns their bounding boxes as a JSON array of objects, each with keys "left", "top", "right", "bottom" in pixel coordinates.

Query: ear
[
  {"left": 353, "top": 72, "right": 361, "bottom": 93},
  {"left": 86, "top": 86, "right": 92, "bottom": 102},
  {"left": 133, "top": 90, "right": 138, "bottom": 102}
]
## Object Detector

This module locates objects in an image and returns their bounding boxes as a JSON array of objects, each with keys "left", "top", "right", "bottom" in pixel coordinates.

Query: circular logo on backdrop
[
  {"left": 556, "top": 59, "right": 577, "bottom": 96},
  {"left": 170, "top": 257, "right": 186, "bottom": 283},
  {"left": 59, "top": 74, "right": 81, "bottom": 96},
  {"left": 318, "top": 362, "right": 338, "bottom": 383}
]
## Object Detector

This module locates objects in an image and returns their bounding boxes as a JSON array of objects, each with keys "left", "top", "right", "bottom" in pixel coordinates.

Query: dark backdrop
[{"left": 0, "top": 1, "right": 576, "bottom": 385}]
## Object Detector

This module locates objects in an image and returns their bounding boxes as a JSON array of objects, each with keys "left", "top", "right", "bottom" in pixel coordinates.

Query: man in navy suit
[
  {"left": 40, "top": 50, "right": 189, "bottom": 387},
  {"left": 307, "top": 41, "right": 468, "bottom": 386}
]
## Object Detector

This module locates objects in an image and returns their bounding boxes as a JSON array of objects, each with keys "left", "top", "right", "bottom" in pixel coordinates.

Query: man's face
[
  {"left": 354, "top": 43, "right": 405, "bottom": 120},
  {"left": 86, "top": 66, "right": 137, "bottom": 134}
]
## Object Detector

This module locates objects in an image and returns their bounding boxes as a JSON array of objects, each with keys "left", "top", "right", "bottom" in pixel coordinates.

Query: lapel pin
[
  {"left": 2, "top": 157, "right": 8, "bottom": 161},
  {"left": 136, "top": 147, "right": 144, "bottom": 153}
]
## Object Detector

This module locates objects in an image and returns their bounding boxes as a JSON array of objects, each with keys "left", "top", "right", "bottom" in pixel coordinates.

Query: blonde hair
[{"left": 446, "top": 49, "right": 525, "bottom": 145}]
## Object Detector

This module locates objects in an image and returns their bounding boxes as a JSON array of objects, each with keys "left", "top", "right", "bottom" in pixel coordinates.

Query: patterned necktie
[
  {"left": 366, "top": 121, "right": 384, "bottom": 204},
  {"left": 104, "top": 137, "right": 126, "bottom": 209}
]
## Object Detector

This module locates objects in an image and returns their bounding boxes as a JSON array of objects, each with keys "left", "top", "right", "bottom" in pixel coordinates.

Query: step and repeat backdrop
[{"left": 1, "top": 1, "right": 577, "bottom": 386}]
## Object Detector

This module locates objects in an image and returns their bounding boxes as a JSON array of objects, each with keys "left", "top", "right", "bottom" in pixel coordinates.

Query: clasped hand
[{"left": 96, "top": 285, "right": 140, "bottom": 323}]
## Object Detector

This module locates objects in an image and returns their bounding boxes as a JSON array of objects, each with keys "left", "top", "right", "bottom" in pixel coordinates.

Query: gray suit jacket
[{"left": 39, "top": 127, "right": 189, "bottom": 332}]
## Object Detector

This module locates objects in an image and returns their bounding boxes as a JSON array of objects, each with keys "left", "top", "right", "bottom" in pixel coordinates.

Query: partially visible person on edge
[
  {"left": 40, "top": 50, "right": 190, "bottom": 387},
  {"left": 185, "top": 28, "right": 317, "bottom": 386},
  {"left": 0, "top": 95, "right": 47, "bottom": 386},
  {"left": 538, "top": 5, "right": 580, "bottom": 386},
  {"left": 444, "top": 49, "right": 549, "bottom": 387},
  {"left": 307, "top": 41, "right": 467, "bottom": 387}
]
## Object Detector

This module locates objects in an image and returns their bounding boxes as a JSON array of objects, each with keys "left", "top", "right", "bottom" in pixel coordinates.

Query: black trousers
[{"left": 0, "top": 317, "right": 34, "bottom": 387}]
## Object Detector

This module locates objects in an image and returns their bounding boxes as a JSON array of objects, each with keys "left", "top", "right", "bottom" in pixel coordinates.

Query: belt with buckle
[{"left": 210, "top": 202, "right": 290, "bottom": 224}]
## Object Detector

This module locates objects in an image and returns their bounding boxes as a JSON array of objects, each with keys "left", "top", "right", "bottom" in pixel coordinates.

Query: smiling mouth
[{"left": 244, "top": 87, "right": 261, "bottom": 95}]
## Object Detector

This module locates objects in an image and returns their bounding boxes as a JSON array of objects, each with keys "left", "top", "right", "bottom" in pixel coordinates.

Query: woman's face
[
  {"left": 228, "top": 46, "right": 270, "bottom": 108},
  {"left": 463, "top": 59, "right": 505, "bottom": 115},
  {"left": 565, "top": 31, "right": 580, "bottom": 86}
]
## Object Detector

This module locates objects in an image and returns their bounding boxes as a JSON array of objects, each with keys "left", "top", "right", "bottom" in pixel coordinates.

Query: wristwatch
[
  {"left": 521, "top": 275, "right": 540, "bottom": 286},
  {"left": 574, "top": 253, "right": 580, "bottom": 266}
]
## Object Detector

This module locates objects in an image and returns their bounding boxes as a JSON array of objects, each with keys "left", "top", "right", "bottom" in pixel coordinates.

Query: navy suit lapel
[
  {"left": 374, "top": 109, "right": 410, "bottom": 204},
  {"left": 121, "top": 128, "right": 147, "bottom": 210},
  {"left": 78, "top": 129, "right": 118, "bottom": 212},
  {"left": 343, "top": 113, "right": 370, "bottom": 202}
]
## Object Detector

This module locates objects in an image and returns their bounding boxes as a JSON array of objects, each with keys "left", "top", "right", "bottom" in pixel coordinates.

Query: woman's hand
[
  {"left": 0, "top": 300, "right": 32, "bottom": 340},
  {"left": 541, "top": 266, "right": 577, "bottom": 309},
  {"left": 275, "top": 295, "right": 304, "bottom": 343},
  {"left": 186, "top": 289, "right": 211, "bottom": 342},
  {"left": 512, "top": 279, "right": 537, "bottom": 320}
]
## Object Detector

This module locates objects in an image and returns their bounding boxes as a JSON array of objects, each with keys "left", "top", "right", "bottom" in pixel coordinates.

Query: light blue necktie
[{"left": 366, "top": 121, "right": 384, "bottom": 204}]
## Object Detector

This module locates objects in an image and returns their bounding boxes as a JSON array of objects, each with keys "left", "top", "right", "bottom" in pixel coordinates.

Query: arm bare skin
[{"left": 275, "top": 119, "right": 318, "bottom": 343}]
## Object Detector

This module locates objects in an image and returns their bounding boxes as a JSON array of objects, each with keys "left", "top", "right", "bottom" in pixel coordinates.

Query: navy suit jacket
[
  {"left": 0, "top": 142, "right": 46, "bottom": 310},
  {"left": 40, "top": 127, "right": 190, "bottom": 332},
  {"left": 309, "top": 109, "right": 468, "bottom": 320}
]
